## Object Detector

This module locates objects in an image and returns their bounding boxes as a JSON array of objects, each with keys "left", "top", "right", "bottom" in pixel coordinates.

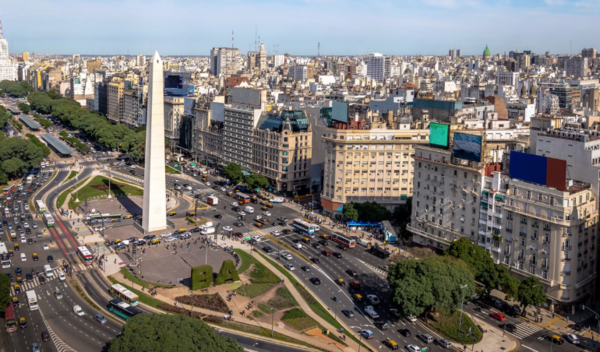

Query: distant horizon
[{"left": 3, "top": 0, "right": 600, "bottom": 55}]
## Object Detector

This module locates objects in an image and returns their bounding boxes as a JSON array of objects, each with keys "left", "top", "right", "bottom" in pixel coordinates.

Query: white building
[
  {"left": 289, "top": 65, "right": 307, "bottom": 82},
  {"left": 366, "top": 53, "right": 388, "bottom": 82},
  {"left": 0, "top": 19, "right": 15, "bottom": 81},
  {"left": 496, "top": 71, "right": 520, "bottom": 87},
  {"left": 273, "top": 55, "right": 285, "bottom": 68}
]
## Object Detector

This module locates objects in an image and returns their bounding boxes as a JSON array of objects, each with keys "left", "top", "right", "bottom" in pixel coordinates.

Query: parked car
[{"left": 490, "top": 312, "right": 506, "bottom": 322}]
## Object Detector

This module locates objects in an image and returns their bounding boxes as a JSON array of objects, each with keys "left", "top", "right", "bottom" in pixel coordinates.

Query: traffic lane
[
  {"left": 217, "top": 330, "right": 314, "bottom": 352},
  {"left": 12, "top": 300, "right": 54, "bottom": 352},
  {"left": 45, "top": 168, "right": 94, "bottom": 212},
  {"left": 32, "top": 171, "right": 68, "bottom": 205},
  {"left": 254, "top": 238, "right": 431, "bottom": 350}
]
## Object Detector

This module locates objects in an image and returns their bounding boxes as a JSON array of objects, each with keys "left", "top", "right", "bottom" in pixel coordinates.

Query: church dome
[{"left": 483, "top": 45, "right": 491, "bottom": 57}]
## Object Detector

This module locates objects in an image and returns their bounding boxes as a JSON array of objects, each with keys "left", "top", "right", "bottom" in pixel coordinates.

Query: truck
[
  {"left": 207, "top": 196, "right": 218, "bottom": 205},
  {"left": 25, "top": 175, "right": 33, "bottom": 184},
  {"left": 26, "top": 290, "right": 38, "bottom": 311},
  {"left": 270, "top": 197, "right": 284, "bottom": 203}
]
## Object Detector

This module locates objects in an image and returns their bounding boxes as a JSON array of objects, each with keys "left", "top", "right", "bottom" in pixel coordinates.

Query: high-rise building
[
  {"left": 0, "top": 17, "right": 15, "bottom": 81},
  {"left": 22, "top": 52, "right": 29, "bottom": 62},
  {"left": 582, "top": 48, "right": 596, "bottom": 59},
  {"left": 288, "top": 65, "right": 307, "bottom": 82},
  {"left": 136, "top": 54, "right": 146, "bottom": 67},
  {"left": 565, "top": 57, "right": 589, "bottom": 78},
  {"left": 209, "top": 47, "right": 240, "bottom": 76},
  {"left": 107, "top": 78, "right": 125, "bottom": 123},
  {"left": 366, "top": 53, "right": 389, "bottom": 82},
  {"left": 496, "top": 71, "right": 520, "bottom": 87},
  {"left": 257, "top": 43, "right": 267, "bottom": 71},
  {"left": 273, "top": 55, "right": 285, "bottom": 68}
]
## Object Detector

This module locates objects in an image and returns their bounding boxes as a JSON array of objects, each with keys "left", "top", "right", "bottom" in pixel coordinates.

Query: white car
[
  {"left": 271, "top": 230, "right": 281, "bottom": 236},
  {"left": 565, "top": 334, "right": 580, "bottom": 344},
  {"left": 220, "top": 187, "right": 226, "bottom": 192},
  {"left": 205, "top": 182, "right": 210, "bottom": 186},
  {"left": 292, "top": 242, "right": 302, "bottom": 249},
  {"left": 238, "top": 212, "right": 246, "bottom": 216},
  {"left": 73, "top": 305, "right": 85, "bottom": 316},
  {"left": 93, "top": 226, "right": 104, "bottom": 232},
  {"left": 24, "top": 205, "right": 29, "bottom": 210},
  {"left": 20, "top": 236, "right": 26, "bottom": 243},
  {"left": 406, "top": 345, "right": 422, "bottom": 352},
  {"left": 231, "top": 202, "right": 239, "bottom": 207},
  {"left": 263, "top": 211, "right": 271, "bottom": 216},
  {"left": 42, "top": 243, "right": 49, "bottom": 250},
  {"left": 130, "top": 165, "right": 135, "bottom": 168},
  {"left": 23, "top": 222, "right": 29, "bottom": 229},
  {"left": 251, "top": 235, "right": 263, "bottom": 242},
  {"left": 58, "top": 271, "right": 66, "bottom": 281},
  {"left": 281, "top": 252, "right": 292, "bottom": 260},
  {"left": 405, "top": 315, "right": 417, "bottom": 322},
  {"left": 222, "top": 226, "right": 233, "bottom": 232},
  {"left": 286, "top": 263, "right": 295, "bottom": 271},
  {"left": 364, "top": 306, "right": 379, "bottom": 319},
  {"left": 367, "top": 294, "right": 380, "bottom": 305},
  {"left": 161, "top": 232, "right": 173, "bottom": 238},
  {"left": 165, "top": 237, "right": 177, "bottom": 242}
]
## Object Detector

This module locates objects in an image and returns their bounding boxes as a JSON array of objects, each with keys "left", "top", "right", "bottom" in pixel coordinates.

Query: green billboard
[{"left": 429, "top": 122, "right": 449, "bottom": 149}]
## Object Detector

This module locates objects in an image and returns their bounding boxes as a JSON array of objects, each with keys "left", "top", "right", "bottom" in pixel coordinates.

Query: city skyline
[{"left": 4, "top": 0, "right": 600, "bottom": 56}]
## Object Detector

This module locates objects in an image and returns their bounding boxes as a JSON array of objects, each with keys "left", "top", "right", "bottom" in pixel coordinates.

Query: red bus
[
  {"left": 5, "top": 303, "right": 16, "bottom": 333},
  {"left": 331, "top": 232, "right": 356, "bottom": 248},
  {"left": 2, "top": 184, "right": 15, "bottom": 196},
  {"left": 235, "top": 193, "right": 251, "bottom": 204},
  {"left": 77, "top": 246, "right": 93, "bottom": 266}
]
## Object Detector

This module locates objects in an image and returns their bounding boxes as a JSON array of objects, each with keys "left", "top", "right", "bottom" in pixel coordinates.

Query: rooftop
[
  {"left": 41, "top": 134, "right": 73, "bottom": 156},
  {"left": 19, "top": 115, "right": 41, "bottom": 130}
]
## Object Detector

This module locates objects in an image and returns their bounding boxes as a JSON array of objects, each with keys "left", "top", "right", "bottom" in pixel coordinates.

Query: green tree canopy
[
  {"left": 517, "top": 277, "right": 546, "bottom": 311},
  {"left": 224, "top": 163, "right": 243, "bottom": 184},
  {"left": 0, "top": 105, "right": 8, "bottom": 128},
  {"left": 343, "top": 203, "right": 359, "bottom": 221},
  {"left": 351, "top": 201, "right": 391, "bottom": 222},
  {"left": 393, "top": 197, "right": 412, "bottom": 241},
  {"left": 17, "top": 103, "right": 30, "bottom": 114},
  {"left": 0, "top": 80, "right": 33, "bottom": 97},
  {"left": 244, "top": 174, "right": 269, "bottom": 190},
  {"left": 108, "top": 314, "right": 244, "bottom": 352},
  {"left": 0, "top": 274, "right": 10, "bottom": 312},
  {"left": 388, "top": 256, "right": 476, "bottom": 317}
]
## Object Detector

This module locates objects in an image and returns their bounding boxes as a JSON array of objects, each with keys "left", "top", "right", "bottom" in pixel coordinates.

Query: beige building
[
  {"left": 194, "top": 96, "right": 224, "bottom": 167},
  {"left": 107, "top": 78, "right": 124, "bottom": 123},
  {"left": 164, "top": 96, "right": 185, "bottom": 150},
  {"left": 252, "top": 109, "right": 312, "bottom": 195},
  {"left": 321, "top": 119, "right": 429, "bottom": 218}
]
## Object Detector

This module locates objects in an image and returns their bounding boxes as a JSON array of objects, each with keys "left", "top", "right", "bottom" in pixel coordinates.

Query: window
[
  {"left": 284, "top": 137, "right": 288, "bottom": 142},
  {"left": 282, "top": 151, "right": 288, "bottom": 156},
  {"left": 282, "top": 166, "right": 288, "bottom": 171},
  {"left": 464, "top": 172, "right": 467, "bottom": 178},
  {"left": 282, "top": 158, "right": 289, "bottom": 163}
]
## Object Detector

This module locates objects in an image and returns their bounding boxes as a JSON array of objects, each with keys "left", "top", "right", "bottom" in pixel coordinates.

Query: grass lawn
[
  {"left": 63, "top": 171, "right": 78, "bottom": 183},
  {"left": 281, "top": 308, "right": 319, "bottom": 331},
  {"left": 251, "top": 310, "right": 264, "bottom": 318},
  {"left": 234, "top": 248, "right": 280, "bottom": 298},
  {"left": 234, "top": 248, "right": 257, "bottom": 274},
  {"left": 165, "top": 164, "right": 181, "bottom": 174},
  {"left": 108, "top": 277, "right": 165, "bottom": 308},
  {"left": 425, "top": 308, "right": 482, "bottom": 344},
  {"left": 69, "top": 176, "right": 144, "bottom": 210},
  {"left": 258, "top": 252, "right": 366, "bottom": 350},
  {"left": 235, "top": 283, "right": 274, "bottom": 298},
  {"left": 258, "top": 303, "right": 275, "bottom": 314},
  {"left": 218, "top": 321, "right": 324, "bottom": 352},
  {"left": 119, "top": 267, "right": 172, "bottom": 288},
  {"left": 268, "top": 287, "right": 298, "bottom": 309},
  {"left": 56, "top": 177, "right": 89, "bottom": 209}
]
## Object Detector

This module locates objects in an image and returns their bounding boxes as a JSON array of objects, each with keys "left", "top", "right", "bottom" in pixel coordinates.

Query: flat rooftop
[
  {"left": 19, "top": 116, "right": 41, "bottom": 130},
  {"left": 41, "top": 134, "right": 73, "bottom": 156}
]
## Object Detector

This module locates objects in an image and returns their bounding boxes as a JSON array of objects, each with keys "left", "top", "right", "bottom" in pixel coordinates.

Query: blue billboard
[{"left": 453, "top": 133, "right": 482, "bottom": 162}]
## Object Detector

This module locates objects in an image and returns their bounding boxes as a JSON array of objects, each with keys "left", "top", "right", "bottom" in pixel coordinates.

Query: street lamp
[
  {"left": 457, "top": 284, "right": 468, "bottom": 341},
  {"left": 271, "top": 308, "right": 275, "bottom": 337}
]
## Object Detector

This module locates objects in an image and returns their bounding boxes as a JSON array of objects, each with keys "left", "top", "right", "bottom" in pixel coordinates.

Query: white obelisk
[{"left": 142, "top": 51, "right": 167, "bottom": 234}]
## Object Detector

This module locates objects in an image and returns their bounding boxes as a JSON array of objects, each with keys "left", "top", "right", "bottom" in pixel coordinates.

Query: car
[
  {"left": 546, "top": 335, "right": 564, "bottom": 345},
  {"left": 367, "top": 294, "right": 380, "bottom": 305},
  {"left": 41, "top": 331, "right": 50, "bottom": 342},
  {"left": 16, "top": 276, "right": 22, "bottom": 284},
  {"left": 406, "top": 345, "right": 421, "bottom": 352},
  {"left": 311, "top": 257, "right": 320, "bottom": 264},
  {"left": 15, "top": 267, "right": 21, "bottom": 275},
  {"left": 38, "top": 276, "right": 46, "bottom": 285},
  {"left": 364, "top": 306, "right": 379, "bottom": 319},
  {"left": 263, "top": 246, "right": 273, "bottom": 253},
  {"left": 312, "top": 242, "right": 321, "bottom": 249},
  {"left": 95, "top": 313, "right": 108, "bottom": 324},
  {"left": 359, "top": 329, "right": 374, "bottom": 339},
  {"left": 342, "top": 309, "right": 355, "bottom": 318},
  {"left": 238, "top": 211, "right": 246, "bottom": 217},
  {"left": 26, "top": 273, "right": 33, "bottom": 281},
  {"left": 32, "top": 253, "right": 38, "bottom": 261},
  {"left": 379, "top": 265, "right": 389, "bottom": 272},
  {"left": 263, "top": 211, "right": 271, "bottom": 216},
  {"left": 23, "top": 222, "right": 29, "bottom": 228},
  {"left": 58, "top": 271, "right": 66, "bottom": 281},
  {"left": 318, "top": 239, "right": 328, "bottom": 246},
  {"left": 32, "top": 222, "right": 38, "bottom": 229},
  {"left": 321, "top": 250, "right": 331, "bottom": 256},
  {"left": 19, "top": 317, "right": 26, "bottom": 328},
  {"left": 382, "top": 339, "right": 399, "bottom": 350},
  {"left": 374, "top": 320, "right": 389, "bottom": 330},
  {"left": 20, "top": 237, "right": 26, "bottom": 243},
  {"left": 565, "top": 334, "right": 580, "bottom": 344},
  {"left": 292, "top": 242, "right": 302, "bottom": 249},
  {"left": 205, "top": 182, "right": 210, "bottom": 186},
  {"left": 223, "top": 226, "right": 233, "bottom": 232},
  {"left": 301, "top": 265, "right": 311, "bottom": 272},
  {"left": 271, "top": 230, "right": 280, "bottom": 236},
  {"left": 499, "top": 323, "right": 517, "bottom": 333},
  {"left": 332, "top": 252, "right": 342, "bottom": 258},
  {"left": 490, "top": 312, "right": 506, "bottom": 321},
  {"left": 399, "top": 328, "right": 411, "bottom": 337},
  {"left": 73, "top": 305, "right": 85, "bottom": 316},
  {"left": 54, "top": 289, "right": 63, "bottom": 299},
  {"left": 47, "top": 255, "right": 53, "bottom": 262},
  {"left": 285, "top": 263, "right": 295, "bottom": 271},
  {"left": 231, "top": 202, "right": 239, "bottom": 206},
  {"left": 310, "top": 277, "right": 321, "bottom": 285},
  {"left": 405, "top": 315, "right": 417, "bottom": 322},
  {"left": 346, "top": 269, "right": 358, "bottom": 277},
  {"left": 282, "top": 229, "right": 291, "bottom": 234}
]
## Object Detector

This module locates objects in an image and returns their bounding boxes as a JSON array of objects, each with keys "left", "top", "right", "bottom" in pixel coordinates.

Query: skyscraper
[
  {"left": 0, "top": 17, "right": 15, "bottom": 81},
  {"left": 142, "top": 51, "right": 167, "bottom": 234}
]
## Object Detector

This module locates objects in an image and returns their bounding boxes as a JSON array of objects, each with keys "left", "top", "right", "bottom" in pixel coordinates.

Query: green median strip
[{"left": 56, "top": 176, "right": 89, "bottom": 209}]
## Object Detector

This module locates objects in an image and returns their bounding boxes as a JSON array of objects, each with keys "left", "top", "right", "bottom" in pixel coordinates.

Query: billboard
[
  {"left": 429, "top": 123, "right": 449, "bottom": 149},
  {"left": 509, "top": 151, "right": 567, "bottom": 190},
  {"left": 453, "top": 133, "right": 482, "bottom": 162},
  {"left": 332, "top": 101, "right": 349, "bottom": 122}
]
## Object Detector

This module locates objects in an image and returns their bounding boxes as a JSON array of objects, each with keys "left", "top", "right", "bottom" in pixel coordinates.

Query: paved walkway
[{"left": 466, "top": 312, "right": 518, "bottom": 351}]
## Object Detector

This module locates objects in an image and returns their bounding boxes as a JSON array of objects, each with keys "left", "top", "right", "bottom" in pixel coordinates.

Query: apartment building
[
  {"left": 107, "top": 78, "right": 124, "bottom": 124},
  {"left": 252, "top": 109, "right": 312, "bottom": 196},
  {"left": 289, "top": 65, "right": 307, "bottom": 82},
  {"left": 209, "top": 47, "right": 240, "bottom": 76},
  {"left": 408, "top": 145, "right": 486, "bottom": 250},
  {"left": 222, "top": 87, "right": 266, "bottom": 171},
  {"left": 164, "top": 96, "right": 185, "bottom": 150},
  {"left": 366, "top": 53, "right": 389, "bottom": 82},
  {"left": 321, "top": 118, "right": 429, "bottom": 218},
  {"left": 194, "top": 96, "right": 224, "bottom": 168},
  {"left": 122, "top": 85, "right": 146, "bottom": 128}
]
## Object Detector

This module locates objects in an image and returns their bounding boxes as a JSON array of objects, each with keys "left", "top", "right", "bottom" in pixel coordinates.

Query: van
[
  {"left": 20, "top": 253, "right": 26, "bottom": 262},
  {"left": 44, "top": 265, "right": 53, "bottom": 277},
  {"left": 436, "top": 338, "right": 451, "bottom": 348},
  {"left": 201, "top": 222, "right": 213, "bottom": 228},
  {"left": 244, "top": 206, "right": 254, "bottom": 214},
  {"left": 358, "top": 239, "right": 370, "bottom": 247},
  {"left": 201, "top": 227, "right": 215, "bottom": 235},
  {"left": 418, "top": 334, "right": 434, "bottom": 344}
]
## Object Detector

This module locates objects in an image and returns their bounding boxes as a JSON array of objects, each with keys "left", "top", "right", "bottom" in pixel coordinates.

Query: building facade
[
  {"left": 164, "top": 96, "right": 185, "bottom": 150},
  {"left": 107, "top": 79, "right": 124, "bottom": 123},
  {"left": 209, "top": 47, "right": 240, "bottom": 76}
]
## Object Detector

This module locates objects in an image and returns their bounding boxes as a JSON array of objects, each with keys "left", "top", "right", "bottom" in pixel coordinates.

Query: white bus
[
  {"left": 0, "top": 243, "right": 9, "bottom": 268},
  {"left": 109, "top": 284, "right": 140, "bottom": 306},
  {"left": 292, "top": 219, "right": 320, "bottom": 234},
  {"left": 26, "top": 290, "right": 38, "bottom": 311},
  {"left": 35, "top": 200, "right": 46, "bottom": 214},
  {"left": 43, "top": 213, "right": 54, "bottom": 227}
]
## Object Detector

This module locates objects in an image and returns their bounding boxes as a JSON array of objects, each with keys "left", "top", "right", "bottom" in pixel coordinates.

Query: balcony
[
  {"left": 542, "top": 263, "right": 549, "bottom": 270},
  {"left": 519, "top": 232, "right": 527, "bottom": 237},
  {"left": 562, "top": 245, "right": 572, "bottom": 251},
  {"left": 518, "top": 256, "right": 526, "bottom": 262},
  {"left": 562, "top": 257, "right": 571, "bottom": 262},
  {"left": 506, "top": 228, "right": 513, "bottom": 233},
  {"left": 561, "top": 271, "right": 571, "bottom": 276},
  {"left": 493, "top": 212, "right": 503, "bottom": 219}
]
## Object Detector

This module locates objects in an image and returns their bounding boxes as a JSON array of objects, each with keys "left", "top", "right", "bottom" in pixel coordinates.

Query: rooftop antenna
[
  {"left": 318, "top": 42, "right": 320, "bottom": 58},
  {"left": 232, "top": 30, "right": 234, "bottom": 49},
  {"left": 255, "top": 25, "right": 257, "bottom": 52}
]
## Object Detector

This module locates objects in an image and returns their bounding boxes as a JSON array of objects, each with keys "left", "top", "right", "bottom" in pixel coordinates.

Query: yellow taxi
[
  {"left": 168, "top": 211, "right": 177, "bottom": 217},
  {"left": 187, "top": 212, "right": 196, "bottom": 217},
  {"left": 235, "top": 189, "right": 240, "bottom": 193},
  {"left": 227, "top": 191, "right": 233, "bottom": 196},
  {"left": 383, "top": 339, "right": 399, "bottom": 350},
  {"left": 321, "top": 234, "right": 329, "bottom": 240},
  {"left": 19, "top": 317, "right": 26, "bottom": 328},
  {"left": 7, "top": 249, "right": 13, "bottom": 257},
  {"left": 261, "top": 206, "right": 268, "bottom": 211},
  {"left": 177, "top": 228, "right": 187, "bottom": 234},
  {"left": 124, "top": 214, "right": 133, "bottom": 219},
  {"left": 14, "top": 284, "right": 21, "bottom": 294},
  {"left": 151, "top": 238, "right": 161, "bottom": 245},
  {"left": 267, "top": 203, "right": 273, "bottom": 208},
  {"left": 352, "top": 293, "right": 363, "bottom": 302},
  {"left": 549, "top": 335, "right": 564, "bottom": 345},
  {"left": 255, "top": 223, "right": 264, "bottom": 228},
  {"left": 260, "top": 201, "right": 266, "bottom": 205},
  {"left": 114, "top": 239, "right": 122, "bottom": 244},
  {"left": 11, "top": 296, "right": 18, "bottom": 306},
  {"left": 10, "top": 234, "right": 16, "bottom": 242},
  {"left": 13, "top": 243, "right": 19, "bottom": 251},
  {"left": 302, "top": 237, "right": 311, "bottom": 243},
  {"left": 32, "top": 253, "right": 38, "bottom": 261},
  {"left": 335, "top": 278, "right": 345, "bottom": 286}
]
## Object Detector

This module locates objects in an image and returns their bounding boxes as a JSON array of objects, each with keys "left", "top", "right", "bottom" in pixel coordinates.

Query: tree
[
  {"left": 214, "top": 260, "right": 240, "bottom": 285},
  {"left": 17, "top": 103, "right": 29, "bottom": 114},
  {"left": 388, "top": 256, "right": 475, "bottom": 318},
  {"left": 0, "top": 80, "right": 33, "bottom": 97},
  {"left": 2, "top": 158, "right": 25, "bottom": 176},
  {"left": 496, "top": 265, "right": 520, "bottom": 301},
  {"left": 108, "top": 314, "right": 244, "bottom": 352},
  {"left": 0, "top": 173, "right": 8, "bottom": 185},
  {"left": 244, "top": 174, "right": 269, "bottom": 190},
  {"left": 393, "top": 197, "right": 412, "bottom": 241},
  {"left": 352, "top": 201, "right": 391, "bottom": 222},
  {"left": 190, "top": 265, "right": 213, "bottom": 290},
  {"left": 223, "top": 163, "right": 243, "bottom": 184},
  {"left": 517, "top": 277, "right": 546, "bottom": 312},
  {"left": 0, "top": 105, "right": 9, "bottom": 128},
  {"left": 0, "top": 274, "right": 10, "bottom": 312},
  {"left": 343, "top": 203, "right": 359, "bottom": 221}
]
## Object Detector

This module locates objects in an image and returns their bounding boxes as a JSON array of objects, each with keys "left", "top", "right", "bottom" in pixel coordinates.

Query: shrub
[
  {"left": 175, "top": 293, "right": 230, "bottom": 314},
  {"left": 191, "top": 265, "right": 213, "bottom": 290},
  {"left": 267, "top": 287, "right": 298, "bottom": 309},
  {"left": 215, "top": 260, "right": 240, "bottom": 285}
]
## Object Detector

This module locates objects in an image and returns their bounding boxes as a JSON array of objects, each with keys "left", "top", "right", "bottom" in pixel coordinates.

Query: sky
[{"left": 3, "top": 0, "right": 600, "bottom": 56}]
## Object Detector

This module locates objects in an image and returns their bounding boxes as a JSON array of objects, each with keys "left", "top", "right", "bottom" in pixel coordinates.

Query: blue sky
[{"left": 3, "top": 0, "right": 600, "bottom": 56}]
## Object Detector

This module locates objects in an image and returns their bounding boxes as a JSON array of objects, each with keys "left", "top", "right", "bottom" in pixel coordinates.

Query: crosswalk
[
  {"left": 512, "top": 322, "right": 543, "bottom": 339},
  {"left": 11, "top": 267, "right": 66, "bottom": 295}
]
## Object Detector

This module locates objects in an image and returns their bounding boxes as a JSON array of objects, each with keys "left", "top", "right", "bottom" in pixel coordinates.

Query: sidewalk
[{"left": 462, "top": 313, "right": 518, "bottom": 352}]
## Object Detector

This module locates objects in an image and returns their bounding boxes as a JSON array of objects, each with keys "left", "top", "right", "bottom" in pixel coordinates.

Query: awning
[
  {"left": 480, "top": 202, "right": 488, "bottom": 208},
  {"left": 401, "top": 195, "right": 408, "bottom": 200},
  {"left": 347, "top": 221, "right": 380, "bottom": 227},
  {"left": 495, "top": 194, "right": 505, "bottom": 200},
  {"left": 482, "top": 190, "right": 489, "bottom": 194}
]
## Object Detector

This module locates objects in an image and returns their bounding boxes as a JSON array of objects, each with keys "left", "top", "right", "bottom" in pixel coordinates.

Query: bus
[
  {"left": 108, "top": 299, "right": 141, "bottom": 320},
  {"left": 109, "top": 284, "right": 140, "bottom": 306},
  {"left": 43, "top": 213, "right": 54, "bottom": 227},
  {"left": 331, "top": 232, "right": 356, "bottom": 248},
  {"left": 3, "top": 184, "right": 15, "bottom": 195},
  {"left": 0, "top": 243, "right": 10, "bottom": 268},
  {"left": 5, "top": 303, "right": 16, "bottom": 333},
  {"left": 235, "top": 193, "right": 251, "bottom": 204},
  {"left": 89, "top": 213, "right": 122, "bottom": 224},
  {"left": 292, "top": 219, "right": 321, "bottom": 235},
  {"left": 35, "top": 200, "right": 46, "bottom": 214},
  {"left": 77, "top": 246, "right": 93, "bottom": 266}
]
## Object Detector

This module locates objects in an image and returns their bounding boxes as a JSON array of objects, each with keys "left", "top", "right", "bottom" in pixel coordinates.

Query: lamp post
[
  {"left": 458, "top": 284, "right": 468, "bottom": 341},
  {"left": 108, "top": 176, "right": 112, "bottom": 199},
  {"left": 271, "top": 308, "right": 275, "bottom": 337}
]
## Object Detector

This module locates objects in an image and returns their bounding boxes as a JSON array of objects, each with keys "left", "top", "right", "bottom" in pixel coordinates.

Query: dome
[{"left": 483, "top": 45, "right": 491, "bottom": 57}]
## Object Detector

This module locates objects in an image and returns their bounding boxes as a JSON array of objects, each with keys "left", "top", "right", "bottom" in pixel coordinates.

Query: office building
[
  {"left": 289, "top": 65, "right": 307, "bottom": 82},
  {"left": 209, "top": 47, "right": 240, "bottom": 76},
  {"left": 566, "top": 57, "right": 589, "bottom": 78},
  {"left": 367, "top": 53, "right": 389, "bottom": 82},
  {"left": 164, "top": 96, "right": 185, "bottom": 149},
  {"left": 107, "top": 78, "right": 124, "bottom": 123}
]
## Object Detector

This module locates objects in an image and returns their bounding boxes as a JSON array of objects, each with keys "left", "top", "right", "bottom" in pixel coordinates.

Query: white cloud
[{"left": 545, "top": 0, "right": 565, "bottom": 5}]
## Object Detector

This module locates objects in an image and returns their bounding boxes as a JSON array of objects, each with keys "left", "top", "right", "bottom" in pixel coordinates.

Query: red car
[{"left": 490, "top": 312, "right": 506, "bottom": 321}]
